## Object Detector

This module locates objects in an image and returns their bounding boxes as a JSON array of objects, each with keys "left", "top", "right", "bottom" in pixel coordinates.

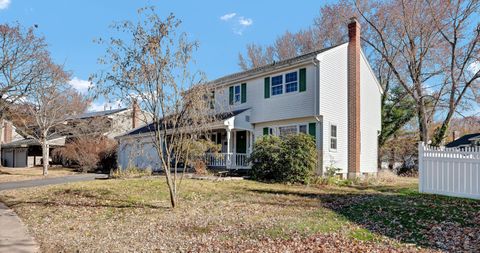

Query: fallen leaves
[{"left": 0, "top": 177, "right": 477, "bottom": 252}]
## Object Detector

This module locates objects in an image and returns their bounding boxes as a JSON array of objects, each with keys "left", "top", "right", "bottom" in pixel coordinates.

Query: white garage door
[
  {"left": 3, "top": 150, "right": 14, "bottom": 167},
  {"left": 14, "top": 149, "right": 27, "bottom": 167}
]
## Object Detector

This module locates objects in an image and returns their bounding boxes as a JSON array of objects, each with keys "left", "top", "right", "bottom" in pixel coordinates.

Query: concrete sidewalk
[
  {"left": 0, "top": 202, "right": 39, "bottom": 253},
  {"left": 0, "top": 173, "right": 109, "bottom": 191}
]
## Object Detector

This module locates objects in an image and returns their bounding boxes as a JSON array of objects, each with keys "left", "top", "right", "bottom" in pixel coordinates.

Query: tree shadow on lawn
[
  {"left": 248, "top": 187, "right": 480, "bottom": 251},
  {"left": 6, "top": 188, "right": 169, "bottom": 210}
]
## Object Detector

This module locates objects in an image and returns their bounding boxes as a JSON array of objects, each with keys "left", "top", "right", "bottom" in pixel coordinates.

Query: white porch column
[
  {"left": 248, "top": 131, "right": 253, "bottom": 154},
  {"left": 226, "top": 128, "right": 232, "bottom": 169},
  {"left": 226, "top": 128, "right": 231, "bottom": 153}
]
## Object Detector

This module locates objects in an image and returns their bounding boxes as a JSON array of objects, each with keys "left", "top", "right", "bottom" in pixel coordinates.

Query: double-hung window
[
  {"left": 234, "top": 85, "right": 241, "bottom": 103},
  {"left": 270, "top": 71, "right": 298, "bottom": 96},
  {"left": 299, "top": 124, "right": 307, "bottom": 134},
  {"left": 330, "top": 124, "right": 337, "bottom": 150},
  {"left": 209, "top": 90, "right": 215, "bottom": 109},
  {"left": 285, "top": 71, "right": 298, "bottom": 93},
  {"left": 271, "top": 75, "right": 283, "bottom": 96}
]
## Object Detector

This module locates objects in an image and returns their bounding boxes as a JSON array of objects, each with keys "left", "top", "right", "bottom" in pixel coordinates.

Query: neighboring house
[
  {"left": 445, "top": 133, "right": 480, "bottom": 149},
  {"left": 1, "top": 135, "right": 66, "bottom": 167},
  {"left": 116, "top": 18, "right": 382, "bottom": 178},
  {"left": 1, "top": 103, "right": 149, "bottom": 168},
  {"left": 0, "top": 120, "right": 23, "bottom": 145}
]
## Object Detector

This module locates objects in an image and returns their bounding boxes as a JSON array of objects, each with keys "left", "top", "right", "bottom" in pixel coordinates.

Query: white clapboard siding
[{"left": 418, "top": 142, "right": 480, "bottom": 200}]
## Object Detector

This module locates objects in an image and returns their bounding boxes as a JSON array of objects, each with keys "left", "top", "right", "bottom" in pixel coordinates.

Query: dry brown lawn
[
  {"left": 0, "top": 176, "right": 478, "bottom": 252},
  {"left": 0, "top": 166, "right": 78, "bottom": 183}
]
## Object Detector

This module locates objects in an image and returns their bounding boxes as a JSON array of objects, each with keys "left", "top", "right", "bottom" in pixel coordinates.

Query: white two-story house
[{"left": 116, "top": 18, "right": 382, "bottom": 178}]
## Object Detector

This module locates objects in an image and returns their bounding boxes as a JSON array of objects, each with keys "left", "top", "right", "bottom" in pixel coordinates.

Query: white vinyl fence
[{"left": 418, "top": 142, "right": 480, "bottom": 200}]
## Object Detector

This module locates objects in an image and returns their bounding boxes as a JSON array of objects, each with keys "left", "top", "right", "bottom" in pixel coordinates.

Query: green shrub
[
  {"left": 281, "top": 134, "right": 317, "bottom": 184},
  {"left": 249, "top": 135, "right": 284, "bottom": 181},
  {"left": 250, "top": 134, "right": 317, "bottom": 184}
]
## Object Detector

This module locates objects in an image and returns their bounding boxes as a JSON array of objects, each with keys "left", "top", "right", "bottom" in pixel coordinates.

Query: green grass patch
[{"left": 349, "top": 228, "right": 376, "bottom": 241}]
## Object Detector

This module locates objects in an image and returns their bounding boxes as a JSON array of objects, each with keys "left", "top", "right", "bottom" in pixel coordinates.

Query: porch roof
[
  {"left": 1, "top": 136, "right": 66, "bottom": 149},
  {"left": 123, "top": 108, "right": 251, "bottom": 137}
]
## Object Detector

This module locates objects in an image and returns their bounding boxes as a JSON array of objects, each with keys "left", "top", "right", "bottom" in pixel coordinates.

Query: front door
[{"left": 236, "top": 131, "right": 247, "bottom": 154}]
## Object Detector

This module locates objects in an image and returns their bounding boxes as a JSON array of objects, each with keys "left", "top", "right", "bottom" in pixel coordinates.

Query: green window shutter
[
  {"left": 229, "top": 86, "right": 234, "bottom": 105},
  {"left": 241, "top": 83, "right": 247, "bottom": 103},
  {"left": 264, "top": 77, "right": 270, "bottom": 98},
  {"left": 263, "top": 127, "right": 269, "bottom": 135},
  {"left": 299, "top": 68, "right": 306, "bottom": 92},
  {"left": 308, "top": 122, "right": 316, "bottom": 138}
]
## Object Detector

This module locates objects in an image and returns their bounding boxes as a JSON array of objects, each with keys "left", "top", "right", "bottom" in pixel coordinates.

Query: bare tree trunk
[
  {"left": 164, "top": 170, "right": 177, "bottom": 208},
  {"left": 42, "top": 141, "right": 49, "bottom": 176},
  {"left": 417, "top": 103, "right": 429, "bottom": 143},
  {"left": 0, "top": 118, "right": 3, "bottom": 167},
  {"left": 432, "top": 111, "right": 454, "bottom": 146}
]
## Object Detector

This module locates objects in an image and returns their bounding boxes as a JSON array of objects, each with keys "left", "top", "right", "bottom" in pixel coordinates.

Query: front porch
[{"left": 204, "top": 128, "right": 252, "bottom": 170}]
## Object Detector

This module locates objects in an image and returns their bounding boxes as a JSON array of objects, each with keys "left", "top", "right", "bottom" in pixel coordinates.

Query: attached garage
[
  {"left": 1, "top": 137, "right": 66, "bottom": 168},
  {"left": 3, "top": 149, "right": 14, "bottom": 167}
]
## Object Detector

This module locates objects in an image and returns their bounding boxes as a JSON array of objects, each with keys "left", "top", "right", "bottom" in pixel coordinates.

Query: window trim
[
  {"left": 270, "top": 70, "right": 300, "bottom": 97},
  {"left": 330, "top": 123, "right": 338, "bottom": 151}
]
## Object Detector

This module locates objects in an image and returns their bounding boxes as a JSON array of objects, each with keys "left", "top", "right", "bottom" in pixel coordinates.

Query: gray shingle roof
[
  {"left": 1, "top": 136, "right": 65, "bottom": 148},
  {"left": 125, "top": 108, "right": 250, "bottom": 136},
  {"left": 69, "top": 108, "right": 128, "bottom": 120},
  {"left": 445, "top": 133, "right": 480, "bottom": 148},
  {"left": 207, "top": 43, "right": 346, "bottom": 86}
]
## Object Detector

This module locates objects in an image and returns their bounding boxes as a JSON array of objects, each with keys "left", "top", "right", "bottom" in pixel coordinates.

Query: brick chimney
[
  {"left": 132, "top": 99, "right": 141, "bottom": 129},
  {"left": 452, "top": 131, "right": 459, "bottom": 141},
  {"left": 347, "top": 17, "right": 361, "bottom": 179},
  {"left": 2, "top": 121, "right": 12, "bottom": 144}
]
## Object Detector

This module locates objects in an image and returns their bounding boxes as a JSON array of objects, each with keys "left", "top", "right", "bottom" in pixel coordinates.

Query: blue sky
[{"left": 0, "top": 0, "right": 333, "bottom": 110}]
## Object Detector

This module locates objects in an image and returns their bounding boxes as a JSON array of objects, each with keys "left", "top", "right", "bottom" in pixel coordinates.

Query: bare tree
[
  {"left": 427, "top": 0, "right": 480, "bottom": 145},
  {"left": 93, "top": 7, "right": 217, "bottom": 208},
  {"left": 237, "top": 0, "right": 354, "bottom": 70},
  {"left": 238, "top": 44, "right": 274, "bottom": 70},
  {"left": 14, "top": 59, "right": 87, "bottom": 175},
  {"left": 0, "top": 23, "right": 48, "bottom": 162}
]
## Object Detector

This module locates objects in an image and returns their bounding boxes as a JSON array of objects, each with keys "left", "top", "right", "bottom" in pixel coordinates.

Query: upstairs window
[
  {"left": 234, "top": 85, "right": 241, "bottom": 103},
  {"left": 285, "top": 71, "right": 298, "bottom": 93},
  {"left": 270, "top": 71, "right": 299, "bottom": 96},
  {"left": 330, "top": 124, "right": 337, "bottom": 150},
  {"left": 271, "top": 75, "right": 283, "bottom": 95},
  {"left": 209, "top": 90, "right": 215, "bottom": 109}
]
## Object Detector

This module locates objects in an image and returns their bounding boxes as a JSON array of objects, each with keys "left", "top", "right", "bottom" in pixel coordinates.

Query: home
[
  {"left": 445, "top": 133, "right": 480, "bottom": 149},
  {"left": 1, "top": 103, "right": 147, "bottom": 168},
  {"left": 116, "top": 18, "right": 382, "bottom": 178}
]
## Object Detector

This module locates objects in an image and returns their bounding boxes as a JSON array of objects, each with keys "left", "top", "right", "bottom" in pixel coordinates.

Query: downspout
[{"left": 312, "top": 57, "right": 323, "bottom": 175}]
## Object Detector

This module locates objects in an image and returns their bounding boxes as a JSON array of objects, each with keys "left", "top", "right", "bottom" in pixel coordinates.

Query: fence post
[{"left": 418, "top": 141, "right": 424, "bottom": 193}]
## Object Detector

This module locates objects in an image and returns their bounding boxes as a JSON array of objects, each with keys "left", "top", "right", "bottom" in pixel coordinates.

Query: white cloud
[
  {"left": 220, "top": 12, "right": 236, "bottom": 21},
  {"left": 88, "top": 100, "right": 123, "bottom": 112},
  {"left": 220, "top": 12, "right": 253, "bottom": 36},
  {"left": 68, "top": 77, "right": 93, "bottom": 93},
  {"left": 0, "top": 0, "right": 10, "bottom": 10},
  {"left": 233, "top": 17, "right": 254, "bottom": 35},
  {"left": 238, "top": 17, "right": 253, "bottom": 27}
]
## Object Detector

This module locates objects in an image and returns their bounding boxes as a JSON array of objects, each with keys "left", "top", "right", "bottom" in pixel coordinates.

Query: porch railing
[{"left": 205, "top": 153, "right": 250, "bottom": 169}]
